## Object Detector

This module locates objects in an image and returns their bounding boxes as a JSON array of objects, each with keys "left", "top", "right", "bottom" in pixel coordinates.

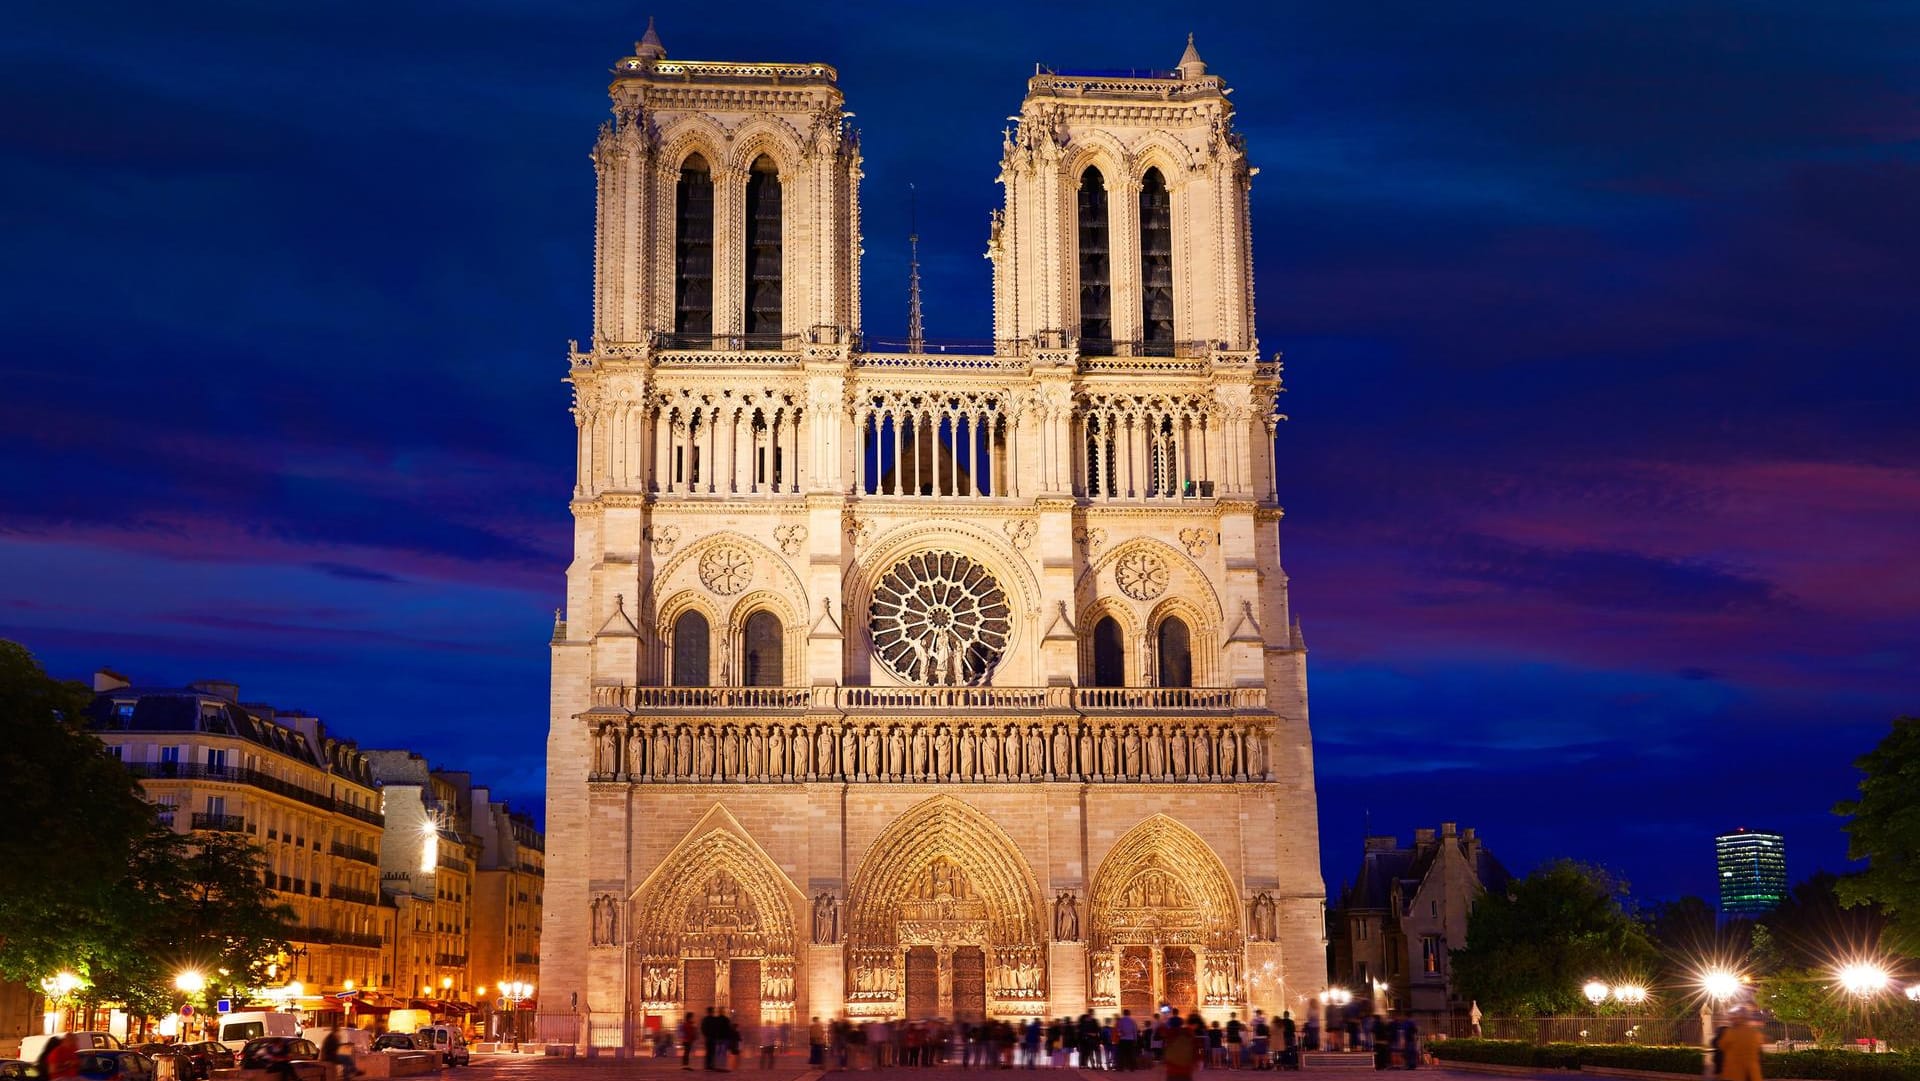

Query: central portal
[{"left": 843, "top": 796, "right": 1047, "bottom": 1021}]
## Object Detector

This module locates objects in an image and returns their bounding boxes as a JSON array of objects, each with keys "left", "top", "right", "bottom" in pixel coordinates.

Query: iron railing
[{"left": 128, "top": 762, "right": 383, "bottom": 827}]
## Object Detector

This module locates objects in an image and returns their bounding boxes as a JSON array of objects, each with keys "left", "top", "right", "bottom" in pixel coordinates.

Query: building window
[
  {"left": 741, "top": 610, "right": 783, "bottom": 687},
  {"left": 1077, "top": 166, "right": 1112, "bottom": 350},
  {"left": 1356, "top": 920, "right": 1368, "bottom": 941},
  {"left": 207, "top": 748, "right": 227, "bottom": 772},
  {"left": 1156, "top": 616, "right": 1193, "bottom": 688},
  {"left": 1139, "top": 167, "right": 1174, "bottom": 352},
  {"left": 1091, "top": 616, "right": 1125, "bottom": 687},
  {"left": 160, "top": 746, "right": 181, "bottom": 766},
  {"left": 674, "top": 153, "right": 714, "bottom": 338},
  {"left": 743, "top": 155, "right": 782, "bottom": 340},
  {"left": 1358, "top": 963, "right": 1370, "bottom": 987},
  {"left": 671, "top": 610, "right": 710, "bottom": 687},
  {"left": 207, "top": 795, "right": 226, "bottom": 818},
  {"left": 105, "top": 744, "right": 123, "bottom": 760},
  {"left": 1422, "top": 935, "right": 1441, "bottom": 974}
]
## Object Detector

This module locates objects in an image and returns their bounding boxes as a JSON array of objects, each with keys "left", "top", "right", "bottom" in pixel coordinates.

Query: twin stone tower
[{"left": 541, "top": 23, "right": 1326, "bottom": 1047}]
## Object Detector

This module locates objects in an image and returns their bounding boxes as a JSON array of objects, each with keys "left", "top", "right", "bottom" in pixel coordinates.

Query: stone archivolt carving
[
  {"left": 1088, "top": 814, "right": 1244, "bottom": 956},
  {"left": 631, "top": 828, "right": 798, "bottom": 996},
  {"left": 699, "top": 544, "right": 754, "bottom": 595},
  {"left": 868, "top": 551, "right": 1012, "bottom": 686},
  {"left": 598, "top": 717, "right": 1270, "bottom": 786}
]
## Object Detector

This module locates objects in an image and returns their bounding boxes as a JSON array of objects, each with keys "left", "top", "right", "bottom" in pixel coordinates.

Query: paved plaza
[{"left": 462, "top": 1053, "right": 1511, "bottom": 1081}]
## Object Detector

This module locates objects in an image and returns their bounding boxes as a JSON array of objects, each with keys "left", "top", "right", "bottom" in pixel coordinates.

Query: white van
[
  {"left": 219, "top": 1013, "right": 300, "bottom": 1044},
  {"left": 20, "top": 1032, "right": 123, "bottom": 1064},
  {"left": 413, "top": 1026, "right": 468, "bottom": 1067}
]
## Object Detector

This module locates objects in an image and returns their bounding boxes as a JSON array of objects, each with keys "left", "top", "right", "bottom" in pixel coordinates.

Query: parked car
[
  {"left": 188, "top": 1043, "right": 235, "bottom": 1071},
  {"left": 413, "top": 1026, "right": 468, "bottom": 1068},
  {"left": 0, "top": 1059, "right": 31, "bottom": 1081},
  {"left": 237, "top": 1038, "right": 319, "bottom": 1070},
  {"left": 218, "top": 1014, "right": 297, "bottom": 1045},
  {"left": 75, "top": 1050, "right": 156, "bottom": 1081},
  {"left": 371, "top": 1034, "right": 417, "bottom": 1052},
  {"left": 21, "top": 1033, "right": 124, "bottom": 1064},
  {"left": 134, "top": 1044, "right": 204, "bottom": 1080}
]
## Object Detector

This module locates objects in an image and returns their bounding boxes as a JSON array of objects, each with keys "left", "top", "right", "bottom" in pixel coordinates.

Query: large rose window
[{"left": 868, "top": 551, "right": 1012, "bottom": 686}]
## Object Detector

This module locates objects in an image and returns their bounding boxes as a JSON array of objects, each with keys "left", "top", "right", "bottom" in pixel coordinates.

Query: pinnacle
[
  {"left": 1178, "top": 32, "right": 1206, "bottom": 78},
  {"left": 636, "top": 15, "right": 666, "bottom": 60}
]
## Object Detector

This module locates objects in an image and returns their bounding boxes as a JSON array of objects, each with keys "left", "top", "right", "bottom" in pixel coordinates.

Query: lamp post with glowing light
[
  {"left": 503, "top": 981, "right": 534, "bottom": 1047},
  {"left": 40, "top": 971, "right": 82, "bottom": 1033}
]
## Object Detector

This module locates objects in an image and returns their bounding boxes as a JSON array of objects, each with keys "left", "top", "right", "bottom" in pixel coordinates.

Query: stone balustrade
[
  {"left": 586, "top": 712, "right": 1272, "bottom": 785},
  {"left": 587, "top": 683, "right": 1264, "bottom": 713}
]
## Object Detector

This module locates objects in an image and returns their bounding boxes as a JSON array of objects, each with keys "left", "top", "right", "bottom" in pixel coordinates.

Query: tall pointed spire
[
  {"left": 635, "top": 16, "right": 666, "bottom": 61},
  {"left": 1177, "top": 32, "right": 1206, "bottom": 79},
  {"left": 907, "top": 184, "right": 925, "bottom": 354}
]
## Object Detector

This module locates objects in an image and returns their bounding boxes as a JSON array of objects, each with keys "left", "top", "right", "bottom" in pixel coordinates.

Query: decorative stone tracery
[{"left": 868, "top": 551, "right": 1013, "bottom": 686}]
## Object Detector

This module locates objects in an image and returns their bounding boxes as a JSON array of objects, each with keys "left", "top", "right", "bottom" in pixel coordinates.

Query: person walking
[
  {"left": 1716, "top": 1011, "right": 1764, "bottom": 1081},
  {"left": 1162, "top": 1016, "right": 1200, "bottom": 1081},
  {"left": 681, "top": 1012, "right": 699, "bottom": 1071},
  {"left": 700, "top": 1007, "right": 726, "bottom": 1071}
]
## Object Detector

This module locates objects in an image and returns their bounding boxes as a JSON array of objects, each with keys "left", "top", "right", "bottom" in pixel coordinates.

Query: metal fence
[{"left": 1448, "top": 1016, "right": 1814, "bottom": 1046}]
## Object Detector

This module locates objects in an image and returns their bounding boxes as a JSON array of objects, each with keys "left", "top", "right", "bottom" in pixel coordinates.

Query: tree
[
  {"left": 1835, "top": 717, "right": 1920, "bottom": 953},
  {"left": 1452, "top": 860, "right": 1662, "bottom": 1017},
  {"left": 0, "top": 640, "right": 292, "bottom": 1017},
  {"left": 0, "top": 641, "right": 157, "bottom": 986}
]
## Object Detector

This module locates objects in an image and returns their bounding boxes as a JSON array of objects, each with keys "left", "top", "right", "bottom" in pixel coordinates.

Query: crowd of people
[{"left": 650, "top": 1006, "right": 1427, "bottom": 1072}]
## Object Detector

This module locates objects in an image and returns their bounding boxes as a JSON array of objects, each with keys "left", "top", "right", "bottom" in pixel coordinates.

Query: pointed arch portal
[
  {"left": 631, "top": 825, "right": 802, "bottom": 1028},
  {"left": 1087, "top": 815, "right": 1244, "bottom": 1015},
  {"left": 844, "top": 796, "right": 1046, "bottom": 1021}
]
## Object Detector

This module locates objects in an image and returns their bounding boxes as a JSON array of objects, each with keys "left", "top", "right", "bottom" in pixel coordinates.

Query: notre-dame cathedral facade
[{"left": 541, "top": 23, "right": 1325, "bottom": 1048}]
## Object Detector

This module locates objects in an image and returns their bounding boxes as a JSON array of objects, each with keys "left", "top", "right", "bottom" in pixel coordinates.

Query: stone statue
[
  {"left": 910, "top": 725, "right": 929, "bottom": 778},
  {"left": 1077, "top": 725, "right": 1094, "bottom": 778},
  {"left": 722, "top": 726, "right": 740, "bottom": 778},
  {"left": 595, "top": 724, "right": 618, "bottom": 776},
  {"left": 1170, "top": 726, "right": 1188, "bottom": 777},
  {"left": 866, "top": 724, "right": 885, "bottom": 778},
  {"left": 695, "top": 725, "right": 718, "bottom": 779},
  {"left": 981, "top": 725, "right": 1000, "bottom": 777},
  {"left": 1219, "top": 726, "right": 1238, "bottom": 777},
  {"left": 812, "top": 892, "right": 840, "bottom": 944},
  {"left": 769, "top": 725, "right": 787, "bottom": 777},
  {"left": 1099, "top": 727, "right": 1117, "bottom": 778},
  {"left": 1246, "top": 726, "right": 1266, "bottom": 778},
  {"left": 959, "top": 726, "right": 977, "bottom": 779},
  {"left": 792, "top": 724, "right": 811, "bottom": 777},
  {"left": 1193, "top": 727, "right": 1212, "bottom": 778},
  {"left": 816, "top": 723, "right": 835, "bottom": 777},
  {"left": 1146, "top": 725, "right": 1165, "bottom": 777},
  {"left": 676, "top": 725, "right": 694, "bottom": 777},
  {"left": 885, "top": 725, "right": 904, "bottom": 779},
  {"left": 713, "top": 959, "right": 730, "bottom": 1004},
  {"left": 934, "top": 726, "right": 952, "bottom": 777},
  {"left": 840, "top": 725, "right": 858, "bottom": 778},
  {"left": 591, "top": 893, "right": 619, "bottom": 946},
  {"left": 1123, "top": 726, "right": 1142, "bottom": 778},
  {"left": 1052, "top": 724, "right": 1071, "bottom": 776},
  {"left": 626, "top": 725, "right": 645, "bottom": 778},
  {"left": 1003, "top": 725, "right": 1021, "bottom": 777},
  {"left": 652, "top": 725, "right": 672, "bottom": 779},
  {"left": 748, "top": 725, "right": 766, "bottom": 776},
  {"left": 1053, "top": 891, "right": 1080, "bottom": 941},
  {"left": 1026, "top": 726, "right": 1045, "bottom": 777}
]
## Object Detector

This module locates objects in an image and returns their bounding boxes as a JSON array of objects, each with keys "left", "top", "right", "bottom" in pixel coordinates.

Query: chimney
[
  {"left": 1413, "top": 828, "right": 1437, "bottom": 853},
  {"left": 190, "top": 679, "right": 239, "bottom": 702},
  {"left": 94, "top": 668, "right": 130, "bottom": 693},
  {"left": 1441, "top": 822, "right": 1458, "bottom": 838},
  {"left": 1364, "top": 835, "right": 1399, "bottom": 853}
]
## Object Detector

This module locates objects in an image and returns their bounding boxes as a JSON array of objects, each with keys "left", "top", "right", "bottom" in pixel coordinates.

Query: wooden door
[
  {"left": 1163, "top": 947, "right": 1197, "bottom": 1014},
  {"left": 904, "top": 947, "right": 938, "bottom": 1020},
  {"left": 683, "top": 959, "right": 716, "bottom": 1019},
  {"left": 952, "top": 947, "right": 987, "bottom": 1023},
  {"left": 1120, "top": 946, "right": 1155, "bottom": 1015},
  {"left": 728, "top": 959, "right": 761, "bottom": 1033}
]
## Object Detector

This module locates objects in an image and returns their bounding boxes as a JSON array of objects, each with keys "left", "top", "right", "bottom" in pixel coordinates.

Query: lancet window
[
  {"left": 656, "top": 396, "right": 803, "bottom": 496},
  {"left": 1139, "top": 168, "right": 1174, "bottom": 353},
  {"left": 1091, "top": 617, "right": 1126, "bottom": 687},
  {"left": 1078, "top": 167, "right": 1113, "bottom": 352},
  {"left": 674, "top": 154, "right": 715, "bottom": 340},
  {"left": 672, "top": 610, "right": 710, "bottom": 686},
  {"left": 857, "top": 392, "right": 1011, "bottom": 498},
  {"left": 743, "top": 155, "right": 783, "bottom": 342},
  {"left": 1076, "top": 395, "right": 1215, "bottom": 501},
  {"left": 742, "top": 611, "right": 784, "bottom": 687},
  {"left": 1156, "top": 617, "right": 1192, "bottom": 689}
]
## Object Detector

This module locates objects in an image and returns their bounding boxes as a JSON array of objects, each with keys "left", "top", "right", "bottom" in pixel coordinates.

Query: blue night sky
[{"left": 4, "top": 1, "right": 1915, "bottom": 904}]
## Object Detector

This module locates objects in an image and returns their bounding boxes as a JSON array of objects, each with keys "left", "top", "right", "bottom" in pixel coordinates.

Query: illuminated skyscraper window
[{"left": 1716, "top": 828, "right": 1787, "bottom": 917}]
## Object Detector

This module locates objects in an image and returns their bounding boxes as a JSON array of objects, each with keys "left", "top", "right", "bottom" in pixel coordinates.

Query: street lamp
[
  {"left": 1584, "top": 981, "right": 1610, "bottom": 1008},
  {"left": 1614, "top": 984, "right": 1648, "bottom": 1006},
  {"left": 1837, "top": 963, "right": 1890, "bottom": 997},
  {"left": 1905, "top": 984, "right": 1920, "bottom": 1003},
  {"left": 1701, "top": 969, "right": 1743, "bottom": 1002},
  {"left": 175, "top": 970, "right": 207, "bottom": 995}
]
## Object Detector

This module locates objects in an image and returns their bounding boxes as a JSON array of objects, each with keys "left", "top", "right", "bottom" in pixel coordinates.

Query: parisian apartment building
[
  {"left": 1326, "top": 823, "right": 1510, "bottom": 1029},
  {"left": 84, "top": 670, "right": 543, "bottom": 1018}
]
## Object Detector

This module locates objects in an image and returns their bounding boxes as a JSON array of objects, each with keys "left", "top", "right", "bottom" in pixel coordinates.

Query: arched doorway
[
  {"left": 1091, "top": 616, "right": 1126, "bottom": 687},
  {"left": 1156, "top": 616, "right": 1193, "bottom": 688},
  {"left": 844, "top": 796, "right": 1046, "bottom": 1021},
  {"left": 629, "top": 827, "right": 802, "bottom": 1030},
  {"left": 1087, "top": 815, "right": 1243, "bottom": 1018}
]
